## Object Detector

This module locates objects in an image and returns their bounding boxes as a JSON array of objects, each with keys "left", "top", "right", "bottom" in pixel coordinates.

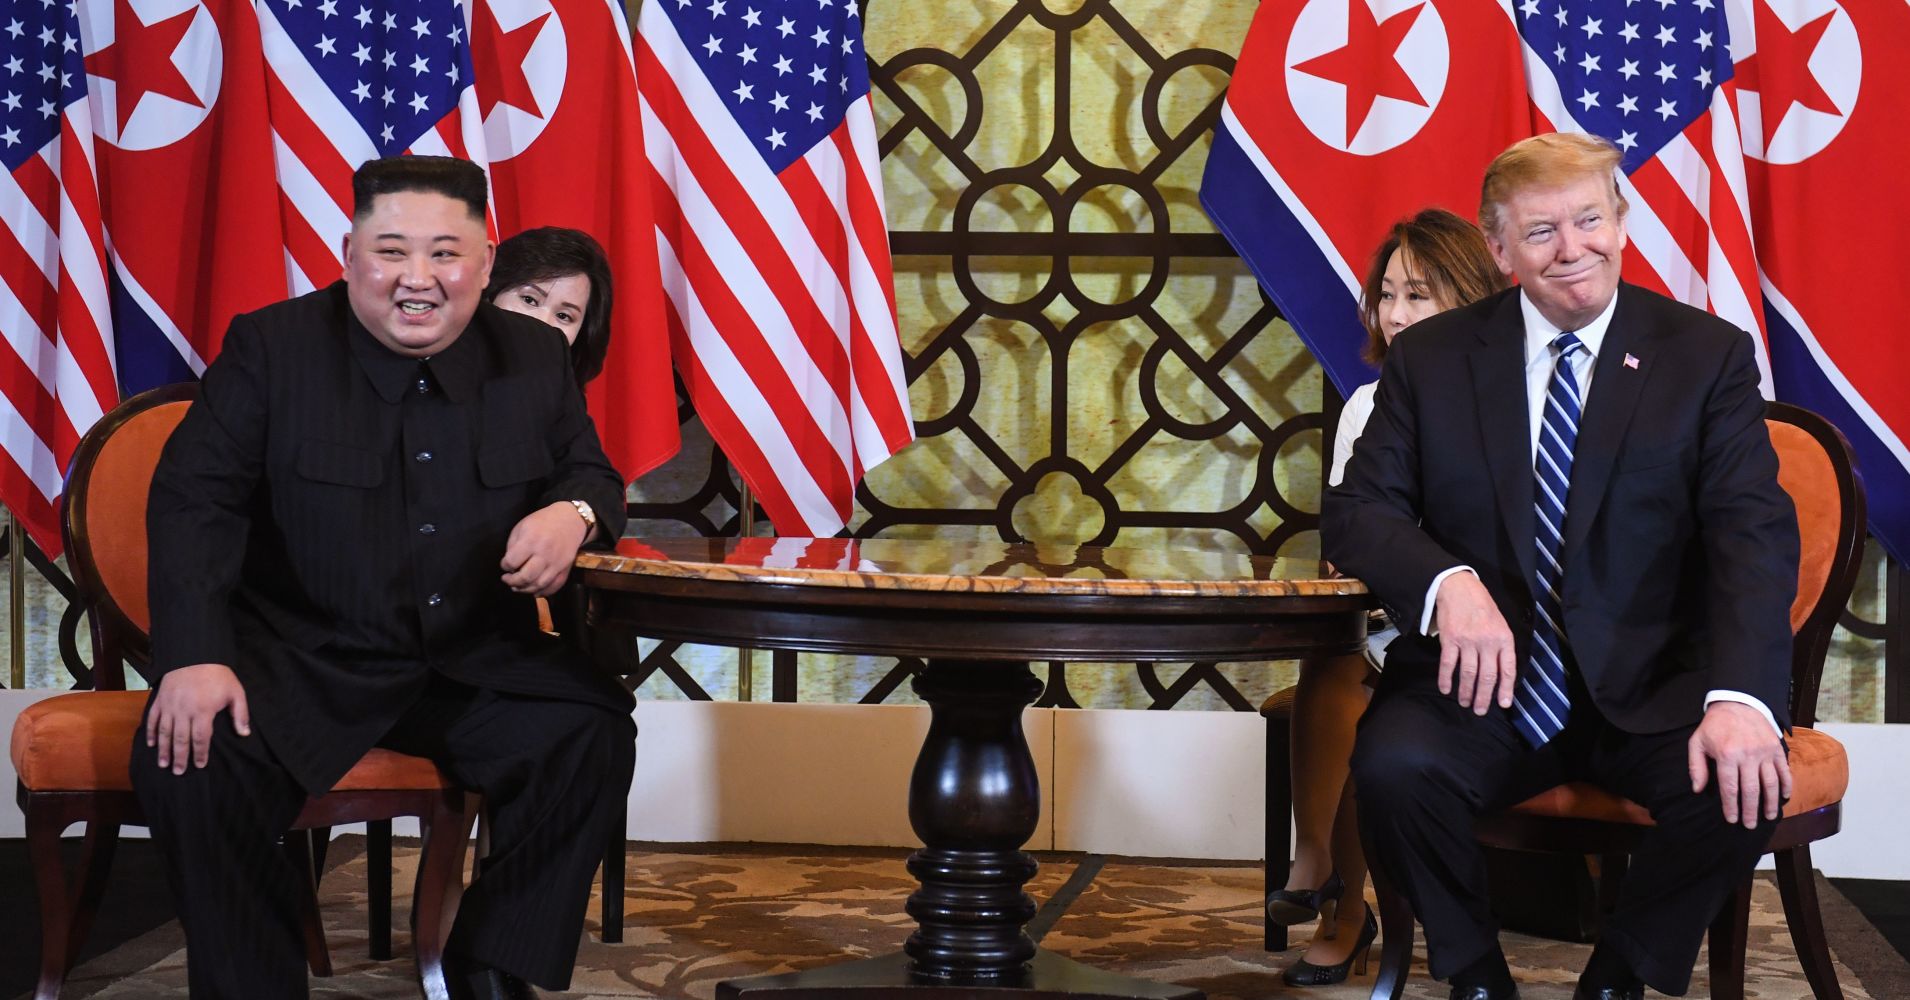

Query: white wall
[
  {"left": 4, "top": 692, "right": 1905, "bottom": 878},
  {"left": 1050, "top": 708, "right": 1266, "bottom": 858},
  {"left": 2, "top": 689, "right": 68, "bottom": 838},
  {"left": 625, "top": 701, "right": 1054, "bottom": 849},
  {"left": 1802, "top": 724, "right": 1910, "bottom": 879}
]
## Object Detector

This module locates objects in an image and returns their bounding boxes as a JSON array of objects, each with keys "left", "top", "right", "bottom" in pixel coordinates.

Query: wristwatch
[{"left": 568, "top": 499, "right": 598, "bottom": 538}]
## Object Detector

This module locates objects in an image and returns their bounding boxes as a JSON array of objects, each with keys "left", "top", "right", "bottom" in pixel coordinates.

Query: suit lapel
[
  {"left": 1562, "top": 285, "right": 1651, "bottom": 563},
  {"left": 1469, "top": 293, "right": 1538, "bottom": 591}
]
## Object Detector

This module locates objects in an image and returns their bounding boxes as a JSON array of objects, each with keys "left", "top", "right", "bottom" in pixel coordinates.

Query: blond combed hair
[{"left": 1478, "top": 133, "right": 1630, "bottom": 240}]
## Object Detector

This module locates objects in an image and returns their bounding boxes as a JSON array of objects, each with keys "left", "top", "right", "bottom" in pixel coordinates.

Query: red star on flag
[
  {"left": 83, "top": 0, "right": 205, "bottom": 132},
  {"left": 1291, "top": 0, "right": 1429, "bottom": 147},
  {"left": 473, "top": 2, "right": 551, "bottom": 121},
  {"left": 1734, "top": 2, "right": 1841, "bottom": 139}
]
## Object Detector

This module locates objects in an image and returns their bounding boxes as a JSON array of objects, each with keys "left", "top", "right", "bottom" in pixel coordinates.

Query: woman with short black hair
[{"left": 485, "top": 226, "right": 615, "bottom": 386}]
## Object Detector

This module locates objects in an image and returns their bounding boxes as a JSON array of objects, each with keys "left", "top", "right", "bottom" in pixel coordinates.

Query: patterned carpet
[{"left": 39, "top": 840, "right": 1910, "bottom": 999}]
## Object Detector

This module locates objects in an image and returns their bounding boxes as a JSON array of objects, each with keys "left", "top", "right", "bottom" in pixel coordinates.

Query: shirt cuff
[
  {"left": 1419, "top": 565, "right": 1477, "bottom": 636},
  {"left": 1704, "top": 690, "right": 1784, "bottom": 737}
]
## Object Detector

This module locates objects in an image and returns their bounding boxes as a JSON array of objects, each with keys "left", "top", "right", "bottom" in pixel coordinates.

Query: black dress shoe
[
  {"left": 1266, "top": 870, "right": 1345, "bottom": 926},
  {"left": 1447, "top": 985, "right": 1520, "bottom": 1000},
  {"left": 1572, "top": 986, "right": 1643, "bottom": 1000},
  {"left": 1281, "top": 905, "right": 1378, "bottom": 986},
  {"left": 445, "top": 953, "right": 537, "bottom": 1000}
]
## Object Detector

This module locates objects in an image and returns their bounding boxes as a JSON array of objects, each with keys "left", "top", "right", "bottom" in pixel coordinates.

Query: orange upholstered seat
[
  {"left": 1507, "top": 727, "right": 1849, "bottom": 826},
  {"left": 331, "top": 749, "right": 452, "bottom": 791},
  {"left": 10, "top": 691, "right": 450, "bottom": 794},
  {"left": 1781, "top": 727, "right": 1852, "bottom": 816},
  {"left": 11, "top": 692, "right": 148, "bottom": 793}
]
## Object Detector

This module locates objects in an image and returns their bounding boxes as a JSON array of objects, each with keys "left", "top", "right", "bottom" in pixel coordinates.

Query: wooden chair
[
  {"left": 1364, "top": 401, "right": 1866, "bottom": 1000},
  {"left": 1261, "top": 686, "right": 1298, "bottom": 951},
  {"left": 9, "top": 384, "right": 474, "bottom": 1000}
]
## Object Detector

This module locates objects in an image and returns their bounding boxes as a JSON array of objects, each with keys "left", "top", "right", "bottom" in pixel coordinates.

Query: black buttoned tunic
[{"left": 147, "top": 281, "right": 632, "bottom": 793}]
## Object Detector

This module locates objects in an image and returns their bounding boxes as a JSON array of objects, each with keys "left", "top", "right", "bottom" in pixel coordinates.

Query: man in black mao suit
[
  {"left": 1323, "top": 134, "right": 1798, "bottom": 1000},
  {"left": 132, "top": 156, "right": 634, "bottom": 1000}
]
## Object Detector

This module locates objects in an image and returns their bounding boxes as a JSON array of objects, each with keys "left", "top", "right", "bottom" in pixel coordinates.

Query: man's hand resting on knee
[
  {"left": 1689, "top": 701, "right": 1792, "bottom": 830},
  {"left": 146, "top": 663, "right": 251, "bottom": 775},
  {"left": 1433, "top": 571, "right": 1517, "bottom": 714}
]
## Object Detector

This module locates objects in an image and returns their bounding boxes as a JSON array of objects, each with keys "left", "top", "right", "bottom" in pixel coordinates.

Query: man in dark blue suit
[{"left": 1324, "top": 133, "right": 1797, "bottom": 1000}]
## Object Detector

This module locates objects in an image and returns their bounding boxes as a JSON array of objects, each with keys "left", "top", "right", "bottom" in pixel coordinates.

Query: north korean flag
[
  {"left": 1200, "top": 0, "right": 1531, "bottom": 397},
  {"left": 472, "top": 0, "right": 678, "bottom": 482},
  {"left": 1737, "top": 0, "right": 1910, "bottom": 563},
  {"left": 82, "top": 0, "right": 289, "bottom": 393}
]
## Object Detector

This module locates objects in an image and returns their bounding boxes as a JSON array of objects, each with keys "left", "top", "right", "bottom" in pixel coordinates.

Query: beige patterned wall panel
[{"left": 612, "top": 0, "right": 1893, "bottom": 717}]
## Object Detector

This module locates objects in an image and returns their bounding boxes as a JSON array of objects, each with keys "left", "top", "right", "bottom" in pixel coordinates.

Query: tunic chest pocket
[
  {"left": 296, "top": 440, "right": 386, "bottom": 488},
  {"left": 478, "top": 441, "right": 554, "bottom": 487}
]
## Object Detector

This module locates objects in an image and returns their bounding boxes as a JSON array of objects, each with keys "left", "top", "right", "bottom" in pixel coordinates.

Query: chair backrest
[
  {"left": 1765, "top": 401, "right": 1867, "bottom": 728},
  {"left": 61, "top": 383, "right": 197, "bottom": 690}
]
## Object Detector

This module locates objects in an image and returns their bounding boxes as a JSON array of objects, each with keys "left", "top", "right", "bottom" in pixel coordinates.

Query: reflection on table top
[{"left": 575, "top": 536, "right": 1367, "bottom": 599}]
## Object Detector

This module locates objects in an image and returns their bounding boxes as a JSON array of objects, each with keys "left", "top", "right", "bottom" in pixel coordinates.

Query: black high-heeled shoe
[
  {"left": 1280, "top": 905, "right": 1378, "bottom": 987},
  {"left": 1266, "top": 870, "right": 1344, "bottom": 926}
]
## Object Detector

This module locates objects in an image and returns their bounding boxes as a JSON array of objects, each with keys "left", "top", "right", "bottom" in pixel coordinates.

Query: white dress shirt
[
  {"left": 1330, "top": 382, "right": 1379, "bottom": 489},
  {"left": 1416, "top": 290, "right": 1779, "bottom": 735}
]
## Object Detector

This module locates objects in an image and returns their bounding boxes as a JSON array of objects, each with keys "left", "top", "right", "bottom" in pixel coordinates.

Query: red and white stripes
[
  {"left": 259, "top": 0, "right": 370, "bottom": 294},
  {"left": 260, "top": 3, "right": 499, "bottom": 300},
  {"left": 0, "top": 102, "right": 118, "bottom": 549},
  {"left": 1523, "top": 34, "right": 1774, "bottom": 397},
  {"left": 636, "top": 2, "right": 912, "bottom": 537}
]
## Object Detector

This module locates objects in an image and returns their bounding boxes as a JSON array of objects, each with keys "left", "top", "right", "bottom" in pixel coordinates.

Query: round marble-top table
[{"left": 573, "top": 537, "right": 1370, "bottom": 1000}]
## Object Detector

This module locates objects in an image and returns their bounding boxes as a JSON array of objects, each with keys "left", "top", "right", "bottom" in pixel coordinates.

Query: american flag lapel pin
[{"left": 1623, "top": 353, "right": 1640, "bottom": 370}]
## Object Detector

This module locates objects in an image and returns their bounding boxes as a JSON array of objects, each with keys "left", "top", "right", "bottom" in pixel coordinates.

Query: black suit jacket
[
  {"left": 1322, "top": 283, "right": 1798, "bottom": 735},
  {"left": 147, "top": 282, "right": 632, "bottom": 792}
]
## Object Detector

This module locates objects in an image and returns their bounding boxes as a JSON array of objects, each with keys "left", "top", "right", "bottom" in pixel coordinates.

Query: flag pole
[
  {"left": 736, "top": 483, "right": 755, "bottom": 702},
  {"left": 6, "top": 507, "right": 23, "bottom": 690}
]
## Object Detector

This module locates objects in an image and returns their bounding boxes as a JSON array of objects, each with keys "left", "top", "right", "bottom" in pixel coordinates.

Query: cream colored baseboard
[{"left": 3, "top": 692, "right": 1904, "bottom": 879}]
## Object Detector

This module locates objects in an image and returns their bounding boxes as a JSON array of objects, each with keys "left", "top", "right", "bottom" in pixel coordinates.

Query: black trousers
[
  {"left": 1350, "top": 671, "right": 1776, "bottom": 996},
  {"left": 131, "top": 677, "right": 636, "bottom": 999}
]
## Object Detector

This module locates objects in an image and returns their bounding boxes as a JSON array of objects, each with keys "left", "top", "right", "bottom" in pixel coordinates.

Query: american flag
[
  {"left": 258, "top": 0, "right": 482, "bottom": 294},
  {"left": 1516, "top": 0, "right": 1771, "bottom": 391},
  {"left": 1, "top": 0, "right": 674, "bottom": 555},
  {"left": 635, "top": 0, "right": 914, "bottom": 537},
  {"left": 1, "top": 0, "right": 120, "bottom": 553}
]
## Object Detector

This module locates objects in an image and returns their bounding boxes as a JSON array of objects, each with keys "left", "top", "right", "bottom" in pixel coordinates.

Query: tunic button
[
  {"left": 416, "top": 378, "right": 430, "bottom": 394},
  {"left": 419, "top": 523, "right": 436, "bottom": 535},
  {"left": 414, "top": 450, "right": 433, "bottom": 463},
  {"left": 427, "top": 593, "right": 443, "bottom": 607}
]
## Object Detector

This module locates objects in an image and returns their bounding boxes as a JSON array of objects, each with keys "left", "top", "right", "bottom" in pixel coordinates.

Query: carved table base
[{"left": 716, "top": 659, "right": 1202, "bottom": 999}]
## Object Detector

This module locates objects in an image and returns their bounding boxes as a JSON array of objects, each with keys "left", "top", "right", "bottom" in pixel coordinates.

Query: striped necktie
[{"left": 1516, "top": 331, "right": 1585, "bottom": 747}]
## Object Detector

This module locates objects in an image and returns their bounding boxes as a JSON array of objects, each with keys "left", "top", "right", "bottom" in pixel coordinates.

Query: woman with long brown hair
[{"left": 1273, "top": 207, "right": 1507, "bottom": 987}]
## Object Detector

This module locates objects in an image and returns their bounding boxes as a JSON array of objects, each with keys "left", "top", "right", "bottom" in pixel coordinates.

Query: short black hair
[
  {"left": 484, "top": 226, "right": 615, "bottom": 386},
  {"left": 350, "top": 155, "right": 488, "bottom": 223}
]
